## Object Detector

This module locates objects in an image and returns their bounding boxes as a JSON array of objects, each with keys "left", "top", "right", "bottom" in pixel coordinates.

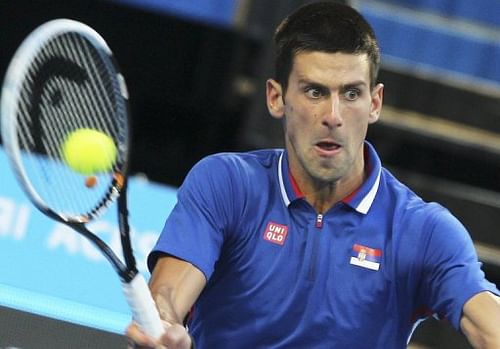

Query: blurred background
[{"left": 0, "top": 0, "right": 499, "bottom": 348}]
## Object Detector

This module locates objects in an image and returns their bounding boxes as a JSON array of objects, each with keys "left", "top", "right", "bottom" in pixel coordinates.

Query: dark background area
[
  {"left": 0, "top": 0, "right": 261, "bottom": 186},
  {"left": 1, "top": 0, "right": 499, "bottom": 189},
  {"left": 1, "top": 0, "right": 499, "bottom": 348}
]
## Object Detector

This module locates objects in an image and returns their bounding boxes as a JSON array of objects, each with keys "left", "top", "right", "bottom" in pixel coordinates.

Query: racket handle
[{"left": 122, "top": 273, "right": 164, "bottom": 340}]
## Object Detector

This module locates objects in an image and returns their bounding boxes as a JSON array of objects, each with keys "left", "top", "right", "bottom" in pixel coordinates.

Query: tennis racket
[{"left": 0, "top": 19, "right": 164, "bottom": 339}]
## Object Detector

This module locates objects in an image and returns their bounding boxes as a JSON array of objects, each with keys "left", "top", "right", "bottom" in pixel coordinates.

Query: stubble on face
[{"left": 282, "top": 51, "right": 380, "bottom": 205}]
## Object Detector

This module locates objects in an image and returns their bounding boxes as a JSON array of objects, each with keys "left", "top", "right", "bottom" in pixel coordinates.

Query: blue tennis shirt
[{"left": 149, "top": 142, "right": 499, "bottom": 348}]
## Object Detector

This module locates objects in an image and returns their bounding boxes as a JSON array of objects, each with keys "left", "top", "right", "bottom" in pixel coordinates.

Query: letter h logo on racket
[{"left": 263, "top": 221, "right": 289, "bottom": 246}]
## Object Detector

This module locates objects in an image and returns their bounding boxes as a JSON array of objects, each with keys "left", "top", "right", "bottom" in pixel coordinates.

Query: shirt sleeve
[
  {"left": 147, "top": 155, "right": 237, "bottom": 280},
  {"left": 420, "top": 204, "right": 500, "bottom": 330}
]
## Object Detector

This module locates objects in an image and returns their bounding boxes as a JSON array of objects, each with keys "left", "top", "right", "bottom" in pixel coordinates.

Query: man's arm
[
  {"left": 126, "top": 255, "right": 206, "bottom": 348},
  {"left": 149, "top": 255, "right": 206, "bottom": 325},
  {"left": 461, "top": 291, "right": 500, "bottom": 348}
]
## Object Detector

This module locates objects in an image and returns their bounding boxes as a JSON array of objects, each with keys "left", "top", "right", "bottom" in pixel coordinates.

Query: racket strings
[
  {"left": 14, "top": 31, "right": 128, "bottom": 219},
  {"left": 59, "top": 34, "right": 115, "bottom": 133}
]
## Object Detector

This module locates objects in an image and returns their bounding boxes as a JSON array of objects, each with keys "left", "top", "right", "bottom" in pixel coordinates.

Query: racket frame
[{"left": 0, "top": 19, "right": 164, "bottom": 339}]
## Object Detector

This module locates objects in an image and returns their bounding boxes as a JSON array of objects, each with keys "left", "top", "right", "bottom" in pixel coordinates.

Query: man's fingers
[
  {"left": 126, "top": 322, "right": 157, "bottom": 348},
  {"left": 161, "top": 324, "right": 192, "bottom": 349},
  {"left": 126, "top": 321, "right": 191, "bottom": 349}
]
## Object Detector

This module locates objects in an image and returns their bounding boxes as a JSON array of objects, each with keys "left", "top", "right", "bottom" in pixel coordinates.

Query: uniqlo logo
[{"left": 263, "top": 222, "right": 288, "bottom": 246}]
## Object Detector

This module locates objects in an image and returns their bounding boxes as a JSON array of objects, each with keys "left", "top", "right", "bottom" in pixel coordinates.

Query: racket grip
[{"left": 122, "top": 273, "right": 164, "bottom": 340}]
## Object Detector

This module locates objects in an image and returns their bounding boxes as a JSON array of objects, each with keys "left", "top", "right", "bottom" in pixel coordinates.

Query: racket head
[{"left": 1, "top": 19, "right": 130, "bottom": 224}]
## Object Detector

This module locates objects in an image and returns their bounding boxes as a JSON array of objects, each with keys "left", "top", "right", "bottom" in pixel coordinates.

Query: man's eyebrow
[
  {"left": 341, "top": 81, "right": 368, "bottom": 89},
  {"left": 297, "top": 78, "right": 325, "bottom": 86},
  {"left": 297, "top": 78, "right": 368, "bottom": 89}
]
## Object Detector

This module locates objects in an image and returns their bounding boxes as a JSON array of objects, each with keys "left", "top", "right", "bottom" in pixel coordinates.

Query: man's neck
[{"left": 290, "top": 153, "right": 368, "bottom": 214}]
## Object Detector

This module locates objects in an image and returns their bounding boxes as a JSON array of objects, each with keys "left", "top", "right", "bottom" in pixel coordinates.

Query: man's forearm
[{"left": 461, "top": 292, "right": 500, "bottom": 348}]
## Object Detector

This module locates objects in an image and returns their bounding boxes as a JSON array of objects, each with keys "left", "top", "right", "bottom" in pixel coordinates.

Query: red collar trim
[{"left": 288, "top": 171, "right": 304, "bottom": 198}]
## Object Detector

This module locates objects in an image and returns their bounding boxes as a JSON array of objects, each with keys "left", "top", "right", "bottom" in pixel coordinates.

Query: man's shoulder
[
  {"left": 197, "top": 149, "right": 284, "bottom": 173},
  {"left": 379, "top": 167, "right": 452, "bottom": 224},
  {"left": 382, "top": 169, "right": 460, "bottom": 234},
  {"left": 182, "top": 149, "right": 284, "bottom": 191}
]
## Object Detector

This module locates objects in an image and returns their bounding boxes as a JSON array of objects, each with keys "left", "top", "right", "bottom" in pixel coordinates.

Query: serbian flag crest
[{"left": 350, "top": 244, "right": 382, "bottom": 271}]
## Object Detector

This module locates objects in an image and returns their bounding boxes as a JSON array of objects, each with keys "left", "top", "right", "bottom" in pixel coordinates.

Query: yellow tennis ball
[{"left": 62, "top": 128, "right": 117, "bottom": 175}]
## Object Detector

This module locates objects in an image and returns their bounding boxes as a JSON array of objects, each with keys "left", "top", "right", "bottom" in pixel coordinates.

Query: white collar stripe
[
  {"left": 355, "top": 168, "right": 381, "bottom": 214},
  {"left": 277, "top": 152, "right": 291, "bottom": 206}
]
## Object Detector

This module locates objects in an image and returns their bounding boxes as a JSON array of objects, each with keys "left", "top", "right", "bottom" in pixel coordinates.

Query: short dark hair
[{"left": 274, "top": 2, "right": 380, "bottom": 92}]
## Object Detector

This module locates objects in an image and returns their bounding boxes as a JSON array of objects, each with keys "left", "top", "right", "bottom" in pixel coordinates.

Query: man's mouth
[{"left": 316, "top": 141, "right": 340, "bottom": 151}]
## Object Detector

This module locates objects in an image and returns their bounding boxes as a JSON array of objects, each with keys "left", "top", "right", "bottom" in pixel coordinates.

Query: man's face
[{"left": 267, "top": 51, "right": 383, "bottom": 187}]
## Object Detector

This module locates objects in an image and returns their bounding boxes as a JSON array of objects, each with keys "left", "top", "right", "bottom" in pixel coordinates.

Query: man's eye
[
  {"left": 344, "top": 89, "right": 360, "bottom": 101},
  {"left": 305, "top": 87, "right": 323, "bottom": 99}
]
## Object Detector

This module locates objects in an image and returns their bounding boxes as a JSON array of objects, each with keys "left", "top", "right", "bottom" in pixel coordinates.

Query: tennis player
[{"left": 127, "top": 2, "right": 500, "bottom": 348}]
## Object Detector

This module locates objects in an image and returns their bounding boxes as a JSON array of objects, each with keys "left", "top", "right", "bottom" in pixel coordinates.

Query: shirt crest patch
[
  {"left": 263, "top": 222, "right": 288, "bottom": 246},
  {"left": 350, "top": 243, "right": 382, "bottom": 271}
]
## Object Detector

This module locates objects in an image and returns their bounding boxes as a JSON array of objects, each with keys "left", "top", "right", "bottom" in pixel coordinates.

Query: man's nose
[{"left": 322, "top": 94, "right": 342, "bottom": 128}]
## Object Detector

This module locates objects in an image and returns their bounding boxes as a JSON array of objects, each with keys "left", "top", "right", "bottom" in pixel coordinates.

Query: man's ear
[
  {"left": 266, "top": 79, "right": 285, "bottom": 119},
  {"left": 368, "top": 83, "right": 384, "bottom": 124}
]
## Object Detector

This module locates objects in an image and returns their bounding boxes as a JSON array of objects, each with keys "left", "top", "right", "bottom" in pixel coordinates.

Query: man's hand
[
  {"left": 126, "top": 256, "right": 205, "bottom": 348},
  {"left": 126, "top": 321, "right": 193, "bottom": 349}
]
